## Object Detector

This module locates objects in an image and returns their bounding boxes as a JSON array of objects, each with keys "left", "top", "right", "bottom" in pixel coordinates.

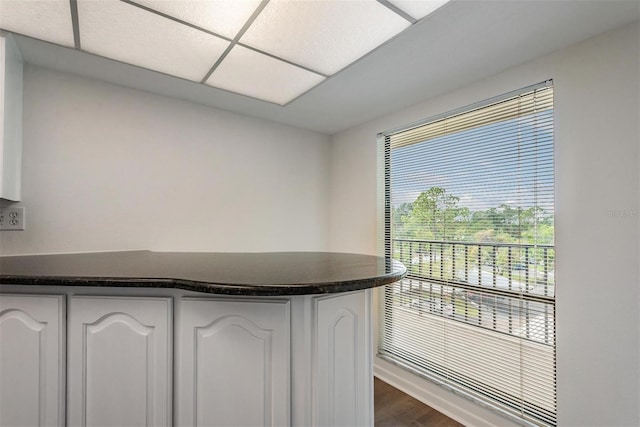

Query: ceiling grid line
[
  {"left": 235, "top": 42, "right": 328, "bottom": 78},
  {"left": 376, "top": 0, "right": 417, "bottom": 24},
  {"left": 118, "top": 0, "right": 234, "bottom": 43},
  {"left": 69, "top": 0, "right": 81, "bottom": 49},
  {"left": 200, "top": 43, "right": 234, "bottom": 84},
  {"left": 200, "top": 0, "right": 271, "bottom": 83}
]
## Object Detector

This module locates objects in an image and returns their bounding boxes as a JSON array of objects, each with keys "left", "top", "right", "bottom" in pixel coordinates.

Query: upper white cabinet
[
  {"left": 0, "top": 294, "right": 64, "bottom": 427},
  {"left": 67, "top": 296, "right": 172, "bottom": 427},
  {"left": 0, "top": 33, "right": 23, "bottom": 201}
]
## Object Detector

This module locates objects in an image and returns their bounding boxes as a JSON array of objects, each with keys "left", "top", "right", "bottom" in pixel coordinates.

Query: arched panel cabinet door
[
  {"left": 67, "top": 296, "right": 171, "bottom": 427},
  {"left": 0, "top": 294, "right": 64, "bottom": 427},
  {"left": 314, "top": 290, "right": 372, "bottom": 427},
  {"left": 175, "top": 297, "right": 290, "bottom": 427}
]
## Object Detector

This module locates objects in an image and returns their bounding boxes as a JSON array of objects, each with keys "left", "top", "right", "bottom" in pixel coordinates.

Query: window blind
[{"left": 378, "top": 82, "right": 556, "bottom": 426}]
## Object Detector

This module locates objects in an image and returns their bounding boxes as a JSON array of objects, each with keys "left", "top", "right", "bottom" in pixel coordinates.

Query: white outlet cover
[{"left": 0, "top": 206, "right": 25, "bottom": 230}]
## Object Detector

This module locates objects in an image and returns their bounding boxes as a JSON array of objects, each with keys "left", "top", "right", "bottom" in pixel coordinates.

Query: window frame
[{"left": 377, "top": 80, "right": 556, "bottom": 427}]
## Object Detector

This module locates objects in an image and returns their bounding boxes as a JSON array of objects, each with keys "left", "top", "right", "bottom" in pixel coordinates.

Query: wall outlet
[{"left": 0, "top": 206, "right": 25, "bottom": 230}]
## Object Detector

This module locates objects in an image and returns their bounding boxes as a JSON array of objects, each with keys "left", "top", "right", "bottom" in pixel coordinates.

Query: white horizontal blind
[{"left": 378, "top": 82, "right": 556, "bottom": 426}]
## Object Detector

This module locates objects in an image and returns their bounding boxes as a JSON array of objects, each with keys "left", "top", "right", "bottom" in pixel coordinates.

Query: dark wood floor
[{"left": 374, "top": 377, "right": 464, "bottom": 427}]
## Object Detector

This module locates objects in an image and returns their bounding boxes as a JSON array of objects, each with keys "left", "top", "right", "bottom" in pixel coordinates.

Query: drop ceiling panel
[
  {"left": 77, "top": 0, "right": 230, "bottom": 82},
  {"left": 206, "top": 45, "right": 325, "bottom": 105},
  {"left": 388, "top": 0, "right": 451, "bottom": 20},
  {"left": 0, "top": 0, "right": 74, "bottom": 47},
  {"left": 128, "top": 0, "right": 263, "bottom": 39},
  {"left": 240, "top": 0, "right": 410, "bottom": 76}
]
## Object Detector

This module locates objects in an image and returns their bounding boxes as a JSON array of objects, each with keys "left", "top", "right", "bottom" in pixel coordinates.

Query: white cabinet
[
  {"left": 175, "top": 298, "right": 290, "bottom": 427},
  {"left": 0, "top": 34, "right": 23, "bottom": 201},
  {"left": 0, "top": 294, "right": 64, "bottom": 427},
  {"left": 67, "top": 296, "right": 172, "bottom": 427},
  {"left": 314, "top": 290, "right": 372, "bottom": 427},
  {"left": 0, "top": 288, "right": 375, "bottom": 427}
]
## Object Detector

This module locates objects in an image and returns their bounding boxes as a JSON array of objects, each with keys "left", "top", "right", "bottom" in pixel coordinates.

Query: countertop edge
[
  {"left": 0, "top": 270, "right": 406, "bottom": 296},
  {"left": 0, "top": 251, "right": 407, "bottom": 296}
]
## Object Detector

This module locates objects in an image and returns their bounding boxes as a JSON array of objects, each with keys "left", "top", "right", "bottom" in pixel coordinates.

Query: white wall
[
  {"left": 0, "top": 66, "right": 331, "bottom": 255},
  {"left": 329, "top": 22, "right": 640, "bottom": 427}
]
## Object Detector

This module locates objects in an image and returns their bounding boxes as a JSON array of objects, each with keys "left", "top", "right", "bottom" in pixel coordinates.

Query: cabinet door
[
  {"left": 176, "top": 298, "right": 290, "bottom": 427},
  {"left": 314, "top": 290, "right": 372, "bottom": 427},
  {"left": 67, "top": 296, "right": 171, "bottom": 427},
  {"left": 0, "top": 294, "right": 64, "bottom": 427}
]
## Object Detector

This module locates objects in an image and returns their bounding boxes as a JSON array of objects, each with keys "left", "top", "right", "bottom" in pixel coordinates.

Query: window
[{"left": 378, "top": 81, "right": 555, "bottom": 426}]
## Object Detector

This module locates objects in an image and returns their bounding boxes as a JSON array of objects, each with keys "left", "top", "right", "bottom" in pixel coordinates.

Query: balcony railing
[{"left": 390, "top": 238, "right": 555, "bottom": 345}]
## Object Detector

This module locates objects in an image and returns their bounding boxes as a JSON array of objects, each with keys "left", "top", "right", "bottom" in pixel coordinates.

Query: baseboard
[{"left": 374, "top": 357, "right": 520, "bottom": 427}]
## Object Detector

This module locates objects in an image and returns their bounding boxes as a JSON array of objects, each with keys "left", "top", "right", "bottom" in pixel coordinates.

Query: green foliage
[{"left": 392, "top": 187, "right": 554, "bottom": 246}]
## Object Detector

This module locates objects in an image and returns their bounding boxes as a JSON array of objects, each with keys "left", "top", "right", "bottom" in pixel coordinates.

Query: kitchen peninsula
[{"left": 0, "top": 251, "right": 405, "bottom": 427}]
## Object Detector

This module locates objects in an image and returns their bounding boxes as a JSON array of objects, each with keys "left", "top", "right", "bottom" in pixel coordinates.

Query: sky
[{"left": 390, "top": 109, "right": 554, "bottom": 214}]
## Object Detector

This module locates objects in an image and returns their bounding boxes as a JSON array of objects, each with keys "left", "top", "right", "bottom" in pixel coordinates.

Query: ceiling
[
  {"left": 2, "top": 0, "right": 639, "bottom": 135},
  {"left": 2, "top": 0, "right": 455, "bottom": 105}
]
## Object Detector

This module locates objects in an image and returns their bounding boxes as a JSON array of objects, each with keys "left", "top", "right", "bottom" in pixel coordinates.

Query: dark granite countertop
[{"left": 0, "top": 251, "right": 406, "bottom": 296}]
